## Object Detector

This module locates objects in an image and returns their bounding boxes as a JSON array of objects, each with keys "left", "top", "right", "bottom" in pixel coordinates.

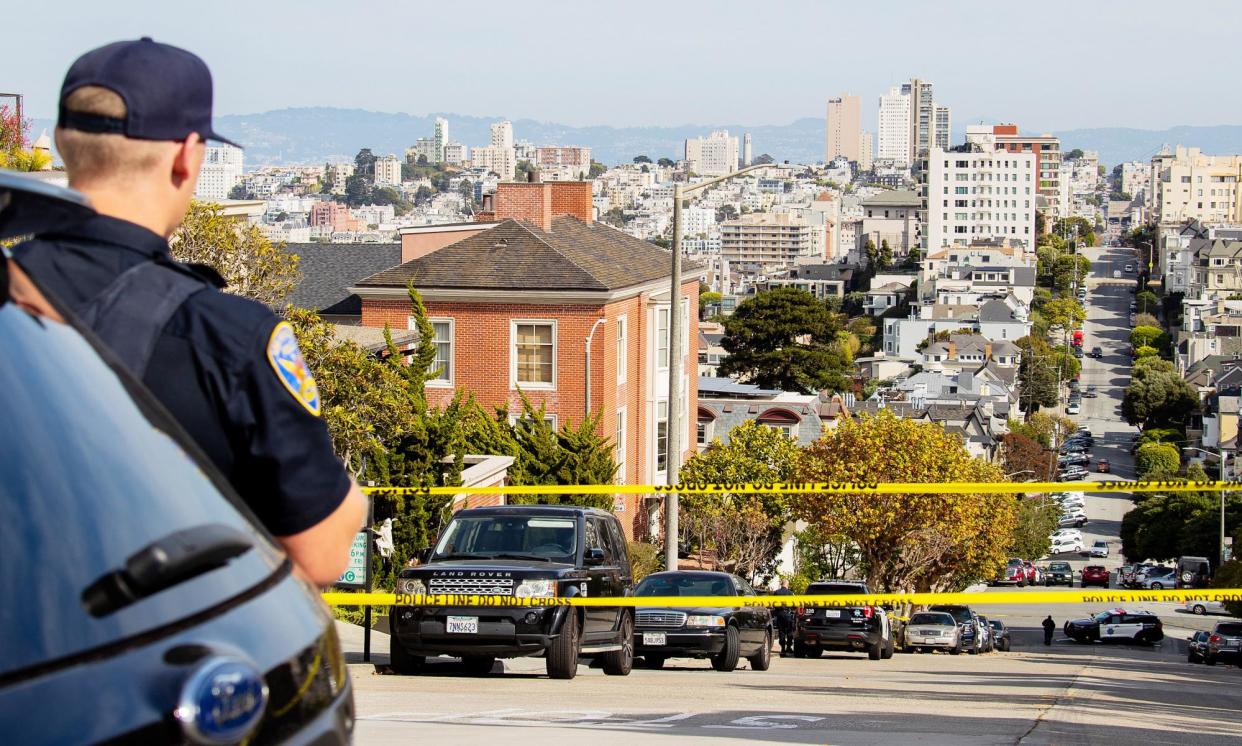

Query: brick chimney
[
  {"left": 947, "top": 340, "right": 957, "bottom": 360},
  {"left": 984, "top": 342, "right": 993, "bottom": 360},
  {"left": 485, "top": 181, "right": 594, "bottom": 231}
]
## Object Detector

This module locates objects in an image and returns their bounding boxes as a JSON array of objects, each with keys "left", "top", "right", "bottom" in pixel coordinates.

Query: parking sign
[{"left": 335, "top": 531, "right": 368, "bottom": 588}]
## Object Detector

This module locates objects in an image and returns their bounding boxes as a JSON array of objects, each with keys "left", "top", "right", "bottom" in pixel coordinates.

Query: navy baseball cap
[{"left": 57, "top": 37, "right": 240, "bottom": 148}]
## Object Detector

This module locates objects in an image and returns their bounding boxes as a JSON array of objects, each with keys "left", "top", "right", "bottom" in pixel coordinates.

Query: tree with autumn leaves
[{"left": 795, "top": 411, "right": 1016, "bottom": 593}]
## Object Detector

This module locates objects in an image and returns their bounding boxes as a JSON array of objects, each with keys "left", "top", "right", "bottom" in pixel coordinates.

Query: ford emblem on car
[{"left": 175, "top": 656, "right": 269, "bottom": 744}]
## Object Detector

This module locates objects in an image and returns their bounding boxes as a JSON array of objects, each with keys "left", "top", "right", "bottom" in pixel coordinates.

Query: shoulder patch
[{"left": 267, "top": 321, "right": 321, "bottom": 416}]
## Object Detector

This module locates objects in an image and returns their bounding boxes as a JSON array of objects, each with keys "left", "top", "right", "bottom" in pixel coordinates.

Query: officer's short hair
[{"left": 55, "top": 86, "right": 168, "bottom": 184}]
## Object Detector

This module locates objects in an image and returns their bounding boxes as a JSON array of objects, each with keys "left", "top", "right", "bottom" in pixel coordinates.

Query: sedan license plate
[
  {"left": 642, "top": 632, "right": 666, "bottom": 646},
  {"left": 446, "top": 616, "right": 478, "bottom": 634}
]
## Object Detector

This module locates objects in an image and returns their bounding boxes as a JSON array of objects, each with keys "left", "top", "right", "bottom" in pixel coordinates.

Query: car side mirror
[{"left": 584, "top": 547, "right": 606, "bottom": 565}]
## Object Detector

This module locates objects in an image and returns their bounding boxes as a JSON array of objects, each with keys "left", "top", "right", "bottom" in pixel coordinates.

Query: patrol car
[
  {"left": 0, "top": 172, "right": 354, "bottom": 743},
  {"left": 1064, "top": 609, "right": 1164, "bottom": 644}
]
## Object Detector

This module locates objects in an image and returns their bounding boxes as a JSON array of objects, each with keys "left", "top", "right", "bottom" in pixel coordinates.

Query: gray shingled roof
[
  {"left": 358, "top": 216, "right": 696, "bottom": 291},
  {"left": 979, "top": 299, "right": 1019, "bottom": 322},
  {"left": 286, "top": 242, "right": 402, "bottom": 315}
]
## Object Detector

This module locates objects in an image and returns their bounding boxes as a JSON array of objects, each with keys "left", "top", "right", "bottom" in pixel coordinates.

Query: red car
[
  {"left": 998, "top": 559, "right": 1027, "bottom": 586},
  {"left": 1022, "top": 560, "right": 1039, "bottom": 584},
  {"left": 1082, "top": 565, "right": 1110, "bottom": 588}
]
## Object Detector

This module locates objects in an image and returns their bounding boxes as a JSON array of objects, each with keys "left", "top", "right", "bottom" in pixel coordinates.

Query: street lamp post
[
  {"left": 1183, "top": 446, "right": 1229, "bottom": 568},
  {"left": 665, "top": 162, "right": 776, "bottom": 570}
]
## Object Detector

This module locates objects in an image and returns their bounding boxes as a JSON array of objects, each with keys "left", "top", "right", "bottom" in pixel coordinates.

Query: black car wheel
[
  {"left": 602, "top": 612, "right": 633, "bottom": 676},
  {"left": 1189, "top": 650, "right": 1200, "bottom": 663},
  {"left": 711, "top": 626, "right": 741, "bottom": 672},
  {"left": 868, "top": 638, "right": 883, "bottom": 660},
  {"left": 644, "top": 656, "right": 665, "bottom": 669},
  {"left": 461, "top": 656, "right": 496, "bottom": 675},
  {"left": 1150, "top": 582, "right": 1164, "bottom": 590},
  {"left": 748, "top": 629, "right": 772, "bottom": 671},
  {"left": 949, "top": 642, "right": 961, "bottom": 655},
  {"left": 546, "top": 610, "right": 580, "bottom": 680},
  {"left": 1205, "top": 653, "right": 1217, "bottom": 666},
  {"left": 389, "top": 636, "right": 426, "bottom": 675},
  {"left": 882, "top": 636, "right": 895, "bottom": 659}
]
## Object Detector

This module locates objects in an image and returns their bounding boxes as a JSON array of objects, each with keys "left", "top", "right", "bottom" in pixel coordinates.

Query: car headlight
[
  {"left": 514, "top": 579, "right": 557, "bottom": 598},
  {"left": 686, "top": 615, "right": 726, "bottom": 628},
  {"left": 399, "top": 578, "right": 427, "bottom": 595}
]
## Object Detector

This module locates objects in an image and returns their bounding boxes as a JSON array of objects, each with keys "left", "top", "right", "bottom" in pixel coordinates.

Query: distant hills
[{"left": 30, "top": 108, "right": 1242, "bottom": 169}]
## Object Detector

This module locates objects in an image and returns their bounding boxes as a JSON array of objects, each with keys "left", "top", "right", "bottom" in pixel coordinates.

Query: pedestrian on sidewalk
[
  {"left": 774, "top": 579, "right": 795, "bottom": 656},
  {"left": 1042, "top": 615, "right": 1056, "bottom": 646}
]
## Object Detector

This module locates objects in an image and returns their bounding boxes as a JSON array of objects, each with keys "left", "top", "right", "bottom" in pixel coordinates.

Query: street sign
[{"left": 335, "top": 531, "right": 368, "bottom": 588}]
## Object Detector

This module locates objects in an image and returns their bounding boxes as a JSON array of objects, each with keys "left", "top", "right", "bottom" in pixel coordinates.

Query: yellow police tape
[
  {"left": 361, "top": 479, "right": 1242, "bottom": 498},
  {"left": 322, "top": 588, "right": 1242, "bottom": 608}
]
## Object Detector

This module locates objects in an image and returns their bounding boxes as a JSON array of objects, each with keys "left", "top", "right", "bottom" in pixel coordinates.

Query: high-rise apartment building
[
  {"left": 535, "top": 146, "right": 593, "bottom": 179},
  {"left": 924, "top": 143, "right": 1037, "bottom": 251},
  {"left": 433, "top": 117, "right": 449, "bottom": 163},
  {"left": 1150, "top": 146, "right": 1242, "bottom": 225},
  {"left": 374, "top": 154, "right": 403, "bottom": 187},
  {"left": 858, "top": 132, "right": 874, "bottom": 171},
  {"left": 195, "top": 144, "right": 244, "bottom": 200},
  {"left": 826, "top": 94, "right": 861, "bottom": 164},
  {"left": 471, "top": 121, "right": 518, "bottom": 179},
  {"left": 491, "top": 120, "right": 514, "bottom": 151},
  {"left": 877, "top": 79, "right": 950, "bottom": 167},
  {"left": 966, "top": 124, "right": 1064, "bottom": 220},
  {"left": 721, "top": 212, "right": 819, "bottom": 272},
  {"left": 443, "top": 142, "right": 469, "bottom": 167},
  {"left": 685, "top": 130, "right": 740, "bottom": 176},
  {"left": 877, "top": 87, "right": 911, "bottom": 166}
]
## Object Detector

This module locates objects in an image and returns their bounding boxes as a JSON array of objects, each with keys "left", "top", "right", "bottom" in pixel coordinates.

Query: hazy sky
[{"left": 8, "top": 0, "right": 1242, "bottom": 131}]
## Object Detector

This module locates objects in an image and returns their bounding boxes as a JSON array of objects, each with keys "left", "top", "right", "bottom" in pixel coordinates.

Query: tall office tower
[
  {"left": 826, "top": 94, "right": 861, "bottom": 163},
  {"left": 877, "top": 86, "right": 911, "bottom": 166},
  {"left": 433, "top": 117, "right": 449, "bottom": 163}
]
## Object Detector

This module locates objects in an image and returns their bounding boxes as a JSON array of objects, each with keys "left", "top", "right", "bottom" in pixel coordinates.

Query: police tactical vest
[{"left": 77, "top": 260, "right": 212, "bottom": 376}]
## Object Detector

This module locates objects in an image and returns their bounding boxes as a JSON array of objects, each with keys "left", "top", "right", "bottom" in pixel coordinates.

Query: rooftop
[
  {"left": 286, "top": 242, "right": 402, "bottom": 315},
  {"left": 861, "top": 189, "right": 921, "bottom": 208}
]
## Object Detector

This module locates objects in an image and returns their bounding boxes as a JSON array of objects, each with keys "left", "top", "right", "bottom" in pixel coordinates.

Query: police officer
[
  {"left": 774, "top": 579, "right": 795, "bottom": 656},
  {"left": 14, "top": 38, "right": 366, "bottom": 585},
  {"left": 1042, "top": 614, "right": 1057, "bottom": 646}
]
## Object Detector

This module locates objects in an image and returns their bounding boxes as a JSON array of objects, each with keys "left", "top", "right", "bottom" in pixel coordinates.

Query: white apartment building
[
  {"left": 433, "top": 117, "right": 449, "bottom": 163},
  {"left": 826, "top": 94, "right": 861, "bottom": 163},
  {"left": 682, "top": 205, "right": 717, "bottom": 237},
  {"left": 443, "top": 142, "right": 468, "bottom": 166},
  {"left": 933, "top": 106, "right": 951, "bottom": 151},
  {"left": 535, "top": 146, "right": 592, "bottom": 179},
  {"left": 877, "top": 87, "right": 911, "bottom": 166},
  {"left": 325, "top": 162, "right": 354, "bottom": 196},
  {"left": 924, "top": 144, "right": 1037, "bottom": 252},
  {"left": 470, "top": 121, "right": 516, "bottom": 179},
  {"left": 685, "top": 130, "right": 740, "bottom": 176},
  {"left": 195, "top": 144, "right": 244, "bottom": 200},
  {"left": 1150, "top": 146, "right": 1242, "bottom": 225},
  {"left": 408, "top": 138, "right": 436, "bottom": 164},
  {"left": 374, "top": 154, "right": 402, "bottom": 187},
  {"left": 720, "top": 212, "right": 819, "bottom": 274},
  {"left": 1120, "top": 160, "right": 1150, "bottom": 199}
]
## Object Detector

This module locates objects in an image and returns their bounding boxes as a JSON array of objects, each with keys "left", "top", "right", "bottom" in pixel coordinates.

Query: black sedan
[
  {"left": 987, "top": 619, "right": 1011, "bottom": 652},
  {"left": 632, "top": 571, "right": 773, "bottom": 672}
]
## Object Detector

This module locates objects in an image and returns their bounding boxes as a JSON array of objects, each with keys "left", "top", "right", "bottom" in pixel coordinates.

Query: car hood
[
  {"left": 1067, "top": 617, "right": 1097, "bottom": 627},
  {"left": 413, "top": 559, "right": 578, "bottom": 575},
  {"left": 636, "top": 605, "right": 739, "bottom": 617}
]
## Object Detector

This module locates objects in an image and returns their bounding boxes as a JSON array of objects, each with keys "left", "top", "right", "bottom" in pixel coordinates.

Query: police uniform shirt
[{"left": 15, "top": 213, "right": 351, "bottom": 536}]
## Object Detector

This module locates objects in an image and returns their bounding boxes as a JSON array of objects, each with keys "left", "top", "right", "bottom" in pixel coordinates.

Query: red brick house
[{"left": 352, "top": 181, "right": 703, "bottom": 537}]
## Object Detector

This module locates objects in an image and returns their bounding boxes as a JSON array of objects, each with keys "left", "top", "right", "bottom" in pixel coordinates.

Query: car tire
[
  {"left": 389, "top": 636, "right": 426, "bottom": 675},
  {"left": 602, "top": 612, "right": 633, "bottom": 676},
  {"left": 1205, "top": 654, "right": 1217, "bottom": 666},
  {"left": 882, "top": 637, "right": 895, "bottom": 659},
  {"left": 792, "top": 641, "right": 807, "bottom": 658},
  {"left": 868, "top": 639, "right": 882, "bottom": 660},
  {"left": 461, "top": 656, "right": 496, "bottom": 675},
  {"left": 804, "top": 645, "right": 823, "bottom": 659},
  {"left": 1150, "top": 582, "right": 1164, "bottom": 590},
  {"left": 1002, "top": 640, "right": 1011, "bottom": 652},
  {"left": 1193, "top": 604, "right": 1207, "bottom": 615},
  {"left": 903, "top": 645, "right": 914, "bottom": 654},
  {"left": 546, "top": 610, "right": 580, "bottom": 680},
  {"left": 712, "top": 626, "right": 741, "bottom": 672},
  {"left": 748, "top": 629, "right": 772, "bottom": 671},
  {"left": 1189, "top": 651, "right": 1200, "bottom": 664},
  {"left": 950, "top": 643, "right": 961, "bottom": 655},
  {"left": 644, "top": 656, "right": 665, "bottom": 670}
]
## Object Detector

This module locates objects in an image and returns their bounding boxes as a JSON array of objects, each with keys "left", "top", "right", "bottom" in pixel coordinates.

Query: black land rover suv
[
  {"left": 793, "top": 580, "right": 893, "bottom": 660},
  {"left": 390, "top": 505, "right": 634, "bottom": 679}
]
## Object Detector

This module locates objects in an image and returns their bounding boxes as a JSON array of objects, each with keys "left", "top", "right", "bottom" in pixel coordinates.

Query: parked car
[
  {"left": 0, "top": 176, "right": 356, "bottom": 746},
  {"left": 1059, "top": 468, "right": 1088, "bottom": 481},
  {"left": 1066, "top": 402, "right": 1081, "bottom": 414},
  {"left": 1064, "top": 609, "right": 1163, "bottom": 644},
  {"left": 1184, "top": 599, "right": 1229, "bottom": 616},
  {"left": 1084, "top": 384, "right": 1099, "bottom": 396},
  {"left": 1177, "top": 556, "right": 1212, "bottom": 589},
  {"left": 1090, "top": 540, "right": 1110, "bottom": 558},
  {"left": 1128, "top": 563, "right": 1169, "bottom": 588},
  {"left": 1141, "top": 567, "right": 1177, "bottom": 590},
  {"left": 1059, "top": 453, "right": 1090, "bottom": 467},
  {"left": 903, "top": 611, "right": 962, "bottom": 654},
  {"left": 632, "top": 571, "right": 772, "bottom": 672},
  {"left": 928, "top": 605, "right": 983, "bottom": 654},
  {"left": 977, "top": 615, "right": 994, "bottom": 652},
  {"left": 1045, "top": 561, "right": 1074, "bottom": 587},
  {"left": 1081, "top": 565, "right": 1111, "bottom": 587},
  {"left": 391, "top": 505, "right": 635, "bottom": 679},
  {"left": 1118, "top": 565, "right": 1135, "bottom": 586},
  {"left": 1188, "top": 630, "right": 1212, "bottom": 663},
  {"left": 996, "top": 558, "right": 1028, "bottom": 586},
  {"left": 1125, "top": 263, "right": 1134, "bottom": 272},
  {"left": 1203, "top": 621, "right": 1242, "bottom": 665},
  {"left": 793, "top": 580, "right": 894, "bottom": 660},
  {"left": 1059, "top": 515, "right": 1088, "bottom": 528},
  {"left": 1050, "top": 537, "right": 1085, "bottom": 554},
  {"left": 988, "top": 619, "right": 1011, "bottom": 652},
  {"left": 1097, "top": 458, "right": 1111, "bottom": 473},
  {"left": 1021, "top": 561, "right": 1039, "bottom": 584}
]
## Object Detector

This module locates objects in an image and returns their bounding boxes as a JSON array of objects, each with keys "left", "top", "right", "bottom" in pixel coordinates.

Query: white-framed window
[
  {"left": 509, "top": 412, "right": 557, "bottom": 430},
  {"left": 414, "top": 317, "right": 454, "bottom": 386},
  {"left": 616, "top": 314, "right": 628, "bottom": 384},
  {"left": 656, "top": 307, "right": 670, "bottom": 370},
  {"left": 656, "top": 400, "right": 669, "bottom": 474},
  {"left": 511, "top": 320, "right": 556, "bottom": 389},
  {"left": 615, "top": 406, "right": 627, "bottom": 484}
]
